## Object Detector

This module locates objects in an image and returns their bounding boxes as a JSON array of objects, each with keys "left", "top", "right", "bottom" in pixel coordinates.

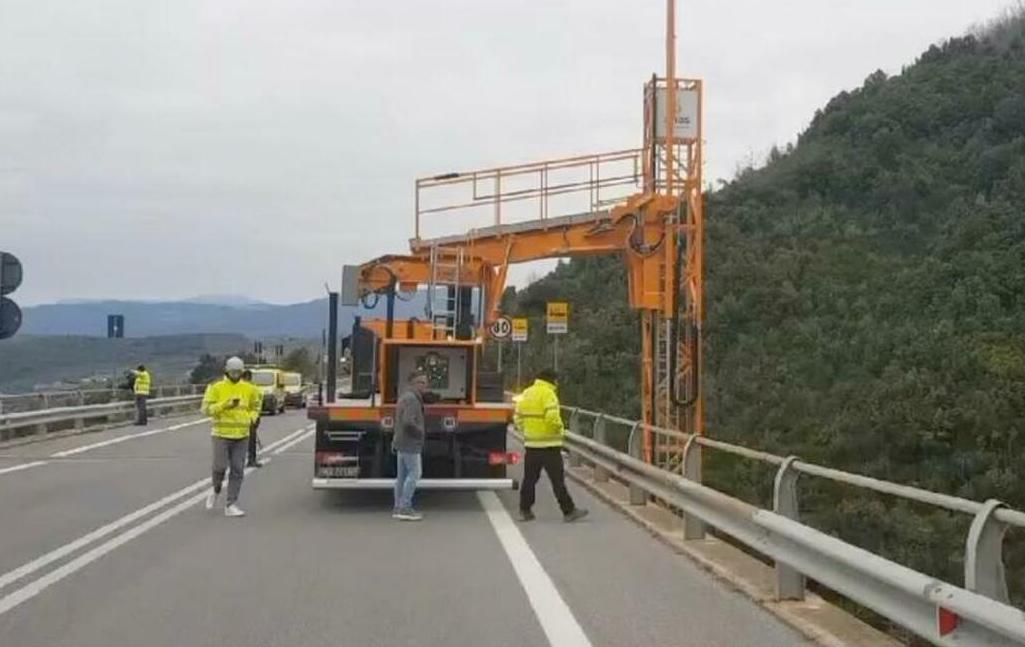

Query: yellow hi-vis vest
[
  {"left": 514, "top": 379, "right": 565, "bottom": 448},
  {"left": 202, "top": 378, "right": 256, "bottom": 439},
  {"left": 242, "top": 379, "right": 262, "bottom": 419},
  {"left": 133, "top": 370, "right": 151, "bottom": 396}
]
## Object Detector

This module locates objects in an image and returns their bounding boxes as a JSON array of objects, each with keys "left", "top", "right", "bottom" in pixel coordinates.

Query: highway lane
[
  {"left": 0, "top": 417, "right": 811, "bottom": 647},
  {"left": 0, "top": 413, "right": 310, "bottom": 581}
]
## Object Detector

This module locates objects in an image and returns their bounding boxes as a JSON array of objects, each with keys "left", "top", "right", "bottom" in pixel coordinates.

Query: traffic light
[{"left": 0, "top": 252, "right": 23, "bottom": 340}]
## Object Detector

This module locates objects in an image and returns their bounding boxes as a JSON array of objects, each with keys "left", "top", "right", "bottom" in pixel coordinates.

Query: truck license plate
[{"left": 320, "top": 466, "right": 360, "bottom": 478}]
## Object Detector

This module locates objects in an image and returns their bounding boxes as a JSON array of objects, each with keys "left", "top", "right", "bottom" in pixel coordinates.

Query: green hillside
[
  {"left": 0, "top": 334, "right": 251, "bottom": 393},
  {"left": 504, "top": 11, "right": 1025, "bottom": 618}
]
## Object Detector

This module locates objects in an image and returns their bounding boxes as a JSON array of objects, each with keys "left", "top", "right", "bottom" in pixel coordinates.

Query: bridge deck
[{"left": 0, "top": 412, "right": 809, "bottom": 647}]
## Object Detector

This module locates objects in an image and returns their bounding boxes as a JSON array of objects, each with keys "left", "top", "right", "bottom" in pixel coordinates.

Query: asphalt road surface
[{"left": 0, "top": 411, "right": 810, "bottom": 646}]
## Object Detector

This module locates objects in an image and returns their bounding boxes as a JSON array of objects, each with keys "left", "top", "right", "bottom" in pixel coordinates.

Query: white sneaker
[
  {"left": 205, "top": 490, "right": 219, "bottom": 510},
  {"left": 224, "top": 504, "right": 246, "bottom": 518}
]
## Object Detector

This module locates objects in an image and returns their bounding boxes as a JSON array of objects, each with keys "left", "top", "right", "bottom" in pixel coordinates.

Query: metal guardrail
[
  {"left": 0, "top": 395, "right": 204, "bottom": 440},
  {"left": 558, "top": 406, "right": 1025, "bottom": 646},
  {"left": 0, "top": 385, "right": 204, "bottom": 416}
]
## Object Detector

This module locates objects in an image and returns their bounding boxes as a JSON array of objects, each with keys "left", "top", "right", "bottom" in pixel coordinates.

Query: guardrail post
[
  {"left": 567, "top": 408, "right": 583, "bottom": 467},
  {"left": 74, "top": 392, "right": 86, "bottom": 430},
  {"left": 627, "top": 422, "right": 648, "bottom": 505},
  {"left": 35, "top": 393, "right": 50, "bottom": 435},
  {"left": 965, "top": 499, "right": 1010, "bottom": 603},
  {"left": 681, "top": 435, "right": 705, "bottom": 540},
  {"left": 592, "top": 415, "right": 609, "bottom": 482},
  {"left": 773, "top": 456, "right": 805, "bottom": 601}
]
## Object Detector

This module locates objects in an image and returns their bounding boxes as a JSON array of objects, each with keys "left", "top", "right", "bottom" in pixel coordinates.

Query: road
[{"left": 0, "top": 411, "right": 811, "bottom": 647}]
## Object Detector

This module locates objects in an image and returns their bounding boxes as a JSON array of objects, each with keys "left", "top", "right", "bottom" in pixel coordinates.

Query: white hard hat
[{"left": 225, "top": 356, "right": 245, "bottom": 372}]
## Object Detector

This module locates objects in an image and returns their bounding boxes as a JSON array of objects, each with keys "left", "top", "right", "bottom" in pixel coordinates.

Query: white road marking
[
  {"left": 477, "top": 491, "right": 594, "bottom": 647},
  {"left": 0, "top": 461, "right": 48, "bottom": 476},
  {"left": 50, "top": 418, "right": 210, "bottom": 458},
  {"left": 0, "top": 424, "right": 312, "bottom": 598},
  {"left": 271, "top": 427, "right": 315, "bottom": 455},
  {"left": 0, "top": 487, "right": 211, "bottom": 615},
  {"left": 0, "top": 418, "right": 211, "bottom": 477}
]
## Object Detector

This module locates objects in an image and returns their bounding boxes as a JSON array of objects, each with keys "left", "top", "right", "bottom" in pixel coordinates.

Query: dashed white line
[
  {"left": 50, "top": 418, "right": 209, "bottom": 458},
  {"left": 477, "top": 491, "right": 594, "bottom": 647},
  {"left": 0, "top": 461, "right": 48, "bottom": 476},
  {"left": 0, "top": 417, "right": 211, "bottom": 478},
  {"left": 271, "top": 427, "right": 315, "bottom": 455}
]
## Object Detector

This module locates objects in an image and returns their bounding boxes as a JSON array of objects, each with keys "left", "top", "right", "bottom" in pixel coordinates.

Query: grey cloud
[{"left": 1, "top": 0, "right": 1016, "bottom": 305}]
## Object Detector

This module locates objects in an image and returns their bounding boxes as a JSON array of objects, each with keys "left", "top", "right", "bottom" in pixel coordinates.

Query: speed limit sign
[{"left": 489, "top": 317, "right": 512, "bottom": 339}]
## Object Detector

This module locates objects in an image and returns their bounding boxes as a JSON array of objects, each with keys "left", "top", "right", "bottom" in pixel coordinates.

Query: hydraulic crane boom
[{"left": 350, "top": 0, "right": 703, "bottom": 466}]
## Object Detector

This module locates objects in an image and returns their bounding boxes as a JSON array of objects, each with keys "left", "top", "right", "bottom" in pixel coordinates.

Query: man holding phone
[{"left": 201, "top": 356, "right": 255, "bottom": 517}]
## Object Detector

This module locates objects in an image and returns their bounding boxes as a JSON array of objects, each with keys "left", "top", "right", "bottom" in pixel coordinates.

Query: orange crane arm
[{"left": 409, "top": 192, "right": 681, "bottom": 327}]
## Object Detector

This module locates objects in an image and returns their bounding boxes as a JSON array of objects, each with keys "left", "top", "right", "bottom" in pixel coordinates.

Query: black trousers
[
  {"left": 519, "top": 446, "right": 575, "bottom": 515},
  {"left": 134, "top": 395, "right": 148, "bottom": 425},
  {"left": 247, "top": 419, "right": 260, "bottom": 463}
]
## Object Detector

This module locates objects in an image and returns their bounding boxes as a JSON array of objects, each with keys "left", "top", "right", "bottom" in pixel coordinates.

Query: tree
[
  {"left": 280, "top": 347, "right": 316, "bottom": 379},
  {"left": 189, "top": 354, "right": 222, "bottom": 385}
]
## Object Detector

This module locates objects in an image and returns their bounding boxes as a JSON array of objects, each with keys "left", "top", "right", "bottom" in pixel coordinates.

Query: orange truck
[{"left": 307, "top": 317, "right": 517, "bottom": 491}]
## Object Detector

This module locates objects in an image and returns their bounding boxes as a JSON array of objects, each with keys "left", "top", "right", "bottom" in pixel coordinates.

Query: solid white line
[
  {"left": 0, "top": 424, "right": 312, "bottom": 616},
  {"left": 0, "top": 488, "right": 211, "bottom": 615},
  {"left": 477, "top": 491, "right": 593, "bottom": 647},
  {"left": 0, "top": 461, "right": 48, "bottom": 476},
  {"left": 0, "top": 425, "right": 310, "bottom": 595},
  {"left": 0, "top": 419, "right": 210, "bottom": 478},
  {"left": 49, "top": 417, "right": 210, "bottom": 458},
  {"left": 271, "top": 427, "right": 315, "bottom": 455},
  {"left": 0, "top": 479, "right": 210, "bottom": 592}
]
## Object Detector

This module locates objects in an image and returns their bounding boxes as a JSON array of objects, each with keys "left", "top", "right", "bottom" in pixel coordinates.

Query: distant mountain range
[
  {"left": 0, "top": 333, "right": 253, "bottom": 393},
  {"left": 21, "top": 294, "right": 428, "bottom": 339}
]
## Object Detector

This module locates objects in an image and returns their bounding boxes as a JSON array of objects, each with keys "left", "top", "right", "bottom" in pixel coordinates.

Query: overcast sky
[{"left": 1, "top": 0, "right": 1017, "bottom": 306}]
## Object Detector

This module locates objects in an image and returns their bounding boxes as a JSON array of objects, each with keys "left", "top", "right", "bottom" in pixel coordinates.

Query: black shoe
[
  {"left": 563, "top": 508, "right": 589, "bottom": 523},
  {"left": 247, "top": 460, "right": 263, "bottom": 468},
  {"left": 518, "top": 510, "right": 535, "bottom": 522}
]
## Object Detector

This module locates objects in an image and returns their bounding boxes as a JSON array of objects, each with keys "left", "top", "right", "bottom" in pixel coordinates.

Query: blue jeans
[{"left": 394, "top": 452, "right": 422, "bottom": 511}]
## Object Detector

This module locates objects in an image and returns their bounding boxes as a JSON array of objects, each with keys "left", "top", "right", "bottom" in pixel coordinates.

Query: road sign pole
[
  {"left": 497, "top": 339, "right": 503, "bottom": 372},
  {"left": 516, "top": 342, "right": 522, "bottom": 390},
  {"left": 553, "top": 335, "right": 559, "bottom": 372}
]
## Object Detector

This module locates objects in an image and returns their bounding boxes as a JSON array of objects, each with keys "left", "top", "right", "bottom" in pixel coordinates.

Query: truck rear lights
[
  {"left": 316, "top": 452, "right": 347, "bottom": 465},
  {"left": 380, "top": 416, "right": 394, "bottom": 430},
  {"left": 488, "top": 451, "right": 521, "bottom": 466}
]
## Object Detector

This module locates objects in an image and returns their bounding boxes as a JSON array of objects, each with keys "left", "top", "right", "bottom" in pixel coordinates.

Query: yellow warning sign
[
  {"left": 512, "top": 318, "right": 528, "bottom": 342},
  {"left": 546, "top": 302, "right": 568, "bottom": 334}
]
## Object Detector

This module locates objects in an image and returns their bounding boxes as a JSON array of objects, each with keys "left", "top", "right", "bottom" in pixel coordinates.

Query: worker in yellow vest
[
  {"left": 202, "top": 357, "right": 255, "bottom": 517},
  {"left": 514, "top": 369, "right": 588, "bottom": 523},
  {"left": 132, "top": 365, "right": 152, "bottom": 426}
]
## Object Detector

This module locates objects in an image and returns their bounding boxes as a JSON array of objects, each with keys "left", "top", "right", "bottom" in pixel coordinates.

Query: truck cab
[{"left": 308, "top": 327, "right": 516, "bottom": 491}]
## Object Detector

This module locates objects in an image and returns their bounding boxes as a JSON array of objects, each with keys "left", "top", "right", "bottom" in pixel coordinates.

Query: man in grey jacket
[{"left": 393, "top": 370, "right": 428, "bottom": 520}]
